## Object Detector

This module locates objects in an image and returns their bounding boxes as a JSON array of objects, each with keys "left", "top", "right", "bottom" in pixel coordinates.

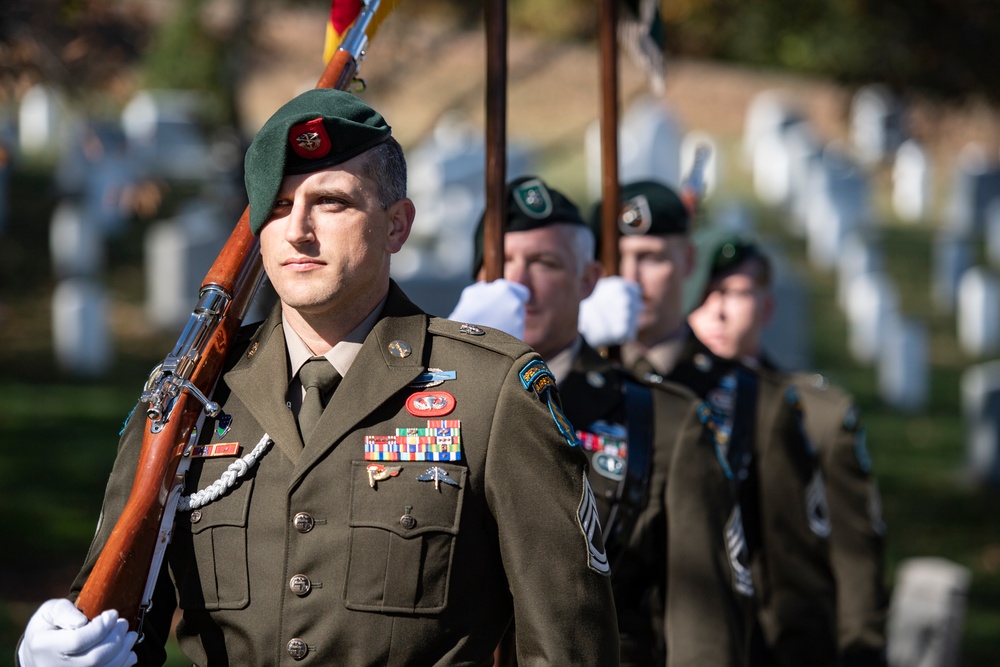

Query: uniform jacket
[
  {"left": 562, "top": 342, "right": 751, "bottom": 667},
  {"left": 631, "top": 329, "right": 837, "bottom": 667},
  {"left": 70, "top": 283, "right": 620, "bottom": 667},
  {"left": 786, "top": 369, "right": 888, "bottom": 667}
]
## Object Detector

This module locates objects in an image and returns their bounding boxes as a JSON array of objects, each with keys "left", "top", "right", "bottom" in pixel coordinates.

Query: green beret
[
  {"left": 588, "top": 179, "right": 690, "bottom": 257},
  {"left": 244, "top": 88, "right": 392, "bottom": 234},
  {"left": 683, "top": 228, "right": 766, "bottom": 313},
  {"left": 472, "top": 175, "right": 587, "bottom": 278}
]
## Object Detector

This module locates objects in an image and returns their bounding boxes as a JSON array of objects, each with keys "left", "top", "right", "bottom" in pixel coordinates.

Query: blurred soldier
[
  {"left": 18, "top": 89, "right": 620, "bottom": 667},
  {"left": 582, "top": 180, "right": 838, "bottom": 667},
  {"left": 452, "top": 175, "right": 752, "bottom": 666},
  {"left": 688, "top": 233, "right": 888, "bottom": 667}
]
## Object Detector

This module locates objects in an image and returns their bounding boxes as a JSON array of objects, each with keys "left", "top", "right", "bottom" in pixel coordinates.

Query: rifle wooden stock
[{"left": 76, "top": 44, "right": 364, "bottom": 629}]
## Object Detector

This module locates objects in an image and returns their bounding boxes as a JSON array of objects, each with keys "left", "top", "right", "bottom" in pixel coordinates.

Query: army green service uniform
[
  {"left": 562, "top": 341, "right": 752, "bottom": 667},
  {"left": 70, "top": 284, "right": 620, "bottom": 666},
  {"left": 630, "top": 331, "right": 837, "bottom": 667},
  {"left": 787, "top": 369, "right": 888, "bottom": 666}
]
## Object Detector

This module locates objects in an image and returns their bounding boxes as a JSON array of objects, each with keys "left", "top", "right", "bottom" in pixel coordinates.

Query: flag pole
[
  {"left": 483, "top": 0, "right": 508, "bottom": 282},
  {"left": 599, "top": 0, "right": 621, "bottom": 275}
]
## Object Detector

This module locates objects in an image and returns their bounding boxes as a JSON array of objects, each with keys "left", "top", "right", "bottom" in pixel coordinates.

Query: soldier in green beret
[
  {"left": 687, "top": 234, "right": 888, "bottom": 667},
  {"left": 581, "top": 180, "right": 839, "bottom": 667},
  {"left": 18, "top": 89, "right": 620, "bottom": 666},
  {"left": 451, "top": 175, "right": 753, "bottom": 666}
]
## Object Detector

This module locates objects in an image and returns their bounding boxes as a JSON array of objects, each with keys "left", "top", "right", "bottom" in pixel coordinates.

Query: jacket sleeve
[{"left": 484, "top": 353, "right": 620, "bottom": 666}]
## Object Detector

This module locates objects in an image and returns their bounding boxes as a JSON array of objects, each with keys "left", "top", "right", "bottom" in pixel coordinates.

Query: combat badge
[
  {"left": 417, "top": 466, "right": 460, "bottom": 491},
  {"left": 215, "top": 413, "right": 233, "bottom": 438},
  {"left": 366, "top": 463, "right": 402, "bottom": 489},
  {"left": 405, "top": 391, "right": 456, "bottom": 417},
  {"left": 409, "top": 368, "right": 457, "bottom": 389},
  {"left": 519, "top": 359, "right": 580, "bottom": 447}
]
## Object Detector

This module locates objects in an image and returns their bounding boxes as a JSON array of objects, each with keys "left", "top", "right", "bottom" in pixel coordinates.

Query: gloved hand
[
  {"left": 19, "top": 599, "right": 138, "bottom": 667},
  {"left": 578, "top": 276, "right": 642, "bottom": 347},
  {"left": 448, "top": 279, "right": 530, "bottom": 340}
]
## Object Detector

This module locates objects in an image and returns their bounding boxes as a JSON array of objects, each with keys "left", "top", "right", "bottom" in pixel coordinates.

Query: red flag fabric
[{"left": 324, "top": 0, "right": 363, "bottom": 63}]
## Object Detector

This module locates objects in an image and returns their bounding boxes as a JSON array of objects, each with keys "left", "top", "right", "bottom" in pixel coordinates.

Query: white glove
[
  {"left": 578, "top": 276, "right": 642, "bottom": 347},
  {"left": 448, "top": 279, "right": 529, "bottom": 340},
  {"left": 19, "top": 599, "right": 137, "bottom": 667}
]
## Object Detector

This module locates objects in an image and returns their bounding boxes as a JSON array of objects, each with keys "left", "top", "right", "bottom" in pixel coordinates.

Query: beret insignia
[
  {"left": 513, "top": 178, "right": 554, "bottom": 219},
  {"left": 289, "top": 118, "right": 332, "bottom": 160},
  {"left": 619, "top": 194, "right": 653, "bottom": 235}
]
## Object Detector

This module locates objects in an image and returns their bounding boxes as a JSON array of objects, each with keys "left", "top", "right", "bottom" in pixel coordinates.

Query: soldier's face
[
  {"left": 687, "top": 263, "right": 773, "bottom": 360},
  {"left": 503, "top": 225, "right": 600, "bottom": 360},
  {"left": 618, "top": 234, "right": 693, "bottom": 344},
  {"left": 259, "top": 153, "right": 414, "bottom": 322}
]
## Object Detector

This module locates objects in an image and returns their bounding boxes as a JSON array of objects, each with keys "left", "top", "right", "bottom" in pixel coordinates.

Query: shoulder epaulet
[
  {"left": 427, "top": 317, "right": 534, "bottom": 360},
  {"left": 789, "top": 371, "right": 854, "bottom": 412},
  {"left": 645, "top": 376, "right": 699, "bottom": 403}
]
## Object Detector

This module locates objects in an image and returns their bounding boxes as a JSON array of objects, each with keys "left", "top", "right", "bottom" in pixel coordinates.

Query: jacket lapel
[{"left": 224, "top": 304, "right": 304, "bottom": 464}]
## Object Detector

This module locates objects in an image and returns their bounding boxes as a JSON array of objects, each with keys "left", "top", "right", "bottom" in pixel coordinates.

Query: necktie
[{"left": 297, "top": 357, "right": 341, "bottom": 441}]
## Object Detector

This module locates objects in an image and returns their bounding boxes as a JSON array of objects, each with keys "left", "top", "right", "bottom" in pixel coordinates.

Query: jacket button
[
  {"left": 399, "top": 514, "right": 417, "bottom": 530},
  {"left": 286, "top": 638, "right": 309, "bottom": 660},
  {"left": 289, "top": 574, "right": 312, "bottom": 596},
  {"left": 293, "top": 512, "right": 315, "bottom": 533},
  {"left": 189, "top": 510, "right": 202, "bottom": 524}
]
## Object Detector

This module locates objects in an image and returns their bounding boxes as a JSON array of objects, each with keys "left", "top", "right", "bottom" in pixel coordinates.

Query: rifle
[{"left": 74, "top": 0, "right": 392, "bottom": 631}]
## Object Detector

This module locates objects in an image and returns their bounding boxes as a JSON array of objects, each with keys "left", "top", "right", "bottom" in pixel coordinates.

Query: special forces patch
[
  {"left": 578, "top": 474, "right": 611, "bottom": 576},
  {"left": 619, "top": 194, "right": 653, "bottom": 235},
  {"left": 519, "top": 359, "right": 580, "bottom": 447},
  {"left": 512, "top": 178, "right": 554, "bottom": 219}
]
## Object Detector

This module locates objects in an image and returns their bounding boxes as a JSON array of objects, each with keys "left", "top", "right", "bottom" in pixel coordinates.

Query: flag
[
  {"left": 619, "top": 0, "right": 667, "bottom": 92},
  {"left": 324, "top": 0, "right": 363, "bottom": 63},
  {"left": 323, "top": 0, "right": 401, "bottom": 64}
]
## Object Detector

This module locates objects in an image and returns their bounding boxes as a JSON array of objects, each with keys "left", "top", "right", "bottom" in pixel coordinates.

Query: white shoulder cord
[{"left": 178, "top": 433, "right": 274, "bottom": 511}]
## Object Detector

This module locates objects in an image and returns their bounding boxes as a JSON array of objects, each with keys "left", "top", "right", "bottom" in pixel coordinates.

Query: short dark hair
[{"left": 358, "top": 136, "right": 408, "bottom": 209}]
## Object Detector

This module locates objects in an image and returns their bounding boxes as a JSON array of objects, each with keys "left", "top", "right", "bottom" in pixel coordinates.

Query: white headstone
[
  {"left": 784, "top": 122, "right": 825, "bottom": 236},
  {"left": 850, "top": 84, "right": 907, "bottom": 166},
  {"left": 892, "top": 139, "right": 933, "bottom": 223},
  {"left": 51, "top": 278, "right": 113, "bottom": 377},
  {"left": 741, "top": 89, "right": 805, "bottom": 169},
  {"left": 932, "top": 231, "right": 975, "bottom": 313},
  {"left": 878, "top": 315, "right": 928, "bottom": 412},
  {"left": 805, "top": 143, "right": 871, "bottom": 271},
  {"left": 18, "top": 84, "right": 68, "bottom": 157},
  {"left": 760, "top": 249, "right": 811, "bottom": 371},
  {"left": 946, "top": 142, "right": 1000, "bottom": 236},
  {"left": 837, "top": 232, "right": 884, "bottom": 312},
  {"left": 845, "top": 272, "right": 899, "bottom": 365},
  {"left": 144, "top": 204, "right": 228, "bottom": 329},
  {"left": 957, "top": 266, "right": 1000, "bottom": 357},
  {"left": 122, "top": 90, "right": 212, "bottom": 182},
  {"left": 751, "top": 129, "right": 794, "bottom": 206},
  {"left": 887, "top": 557, "right": 971, "bottom": 667},
  {"left": 49, "top": 200, "right": 104, "bottom": 279},
  {"left": 962, "top": 360, "right": 1000, "bottom": 485},
  {"left": 586, "top": 96, "right": 683, "bottom": 199}
]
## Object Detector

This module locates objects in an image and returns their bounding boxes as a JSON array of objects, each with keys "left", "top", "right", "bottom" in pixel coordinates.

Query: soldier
[
  {"left": 581, "top": 180, "right": 838, "bottom": 667},
  {"left": 18, "top": 89, "right": 620, "bottom": 666},
  {"left": 687, "top": 233, "right": 889, "bottom": 667},
  {"left": 451, "top": 175, "right": 753, "bottom": 666}
]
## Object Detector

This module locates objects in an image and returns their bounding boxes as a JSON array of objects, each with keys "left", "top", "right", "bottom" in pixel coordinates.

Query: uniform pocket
[
  {"left": 344, "top": 461, "right": 466, "bottom": 614},
  {"left": 171, "top": 472, "right": 254, "bottom": 611}
]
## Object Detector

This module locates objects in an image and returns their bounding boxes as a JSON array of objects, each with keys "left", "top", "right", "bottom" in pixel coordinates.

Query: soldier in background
[
  {"left": 452, "top": 175, "right": 753, "bottom": 666},
  {"left": 687, "top": 233, "right": 888, "bottom": 667},
  {"left": 581, "top": 180, "right": 838, "bottom": 667}
]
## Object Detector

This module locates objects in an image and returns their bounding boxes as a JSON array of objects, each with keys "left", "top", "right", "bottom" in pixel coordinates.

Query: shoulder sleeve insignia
[
  {"left": 854, "top": 427, "right": 873, "bottom": 473},
  {"left": 518, "top": 359, "right": 580, "bottom": 447}
]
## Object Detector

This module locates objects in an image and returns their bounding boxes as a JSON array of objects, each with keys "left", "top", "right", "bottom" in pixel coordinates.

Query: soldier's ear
[{"left": 385, "top": 198, "right": 415, "bottom": 253}]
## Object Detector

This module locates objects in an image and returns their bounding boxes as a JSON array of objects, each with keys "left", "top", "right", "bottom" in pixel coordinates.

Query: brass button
[
  {"left": 399, "top": 514, "right": 417, "bottom": 530},
  {"left": 189, "top": 510, "right": 202, "bottom": 524},
  {"left": 286, "top": 638, "right": 308, "bottom": 660},
  {"left": 289, "top": 574, "right": 311, "bottom": 597},
  {"left": 293, "top": 512, "right": 315, "bottom": 533},
  {"left": 388, "top": 340, "right": 411, "bottom": 358}
]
